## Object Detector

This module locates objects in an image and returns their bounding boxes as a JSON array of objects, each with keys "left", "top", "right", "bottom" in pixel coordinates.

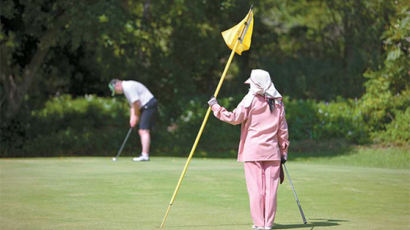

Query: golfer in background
[
  {"left": 109, "top": 79, "right": 158, "bottom": 162},
  {"left": 208, "top": 69, "right": 289, "bottom": 230}
]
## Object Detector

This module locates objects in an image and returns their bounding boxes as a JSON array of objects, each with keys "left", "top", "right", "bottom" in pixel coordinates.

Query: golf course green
[{"left": 1, "top": 147, "right": 409, "bottom": 230}]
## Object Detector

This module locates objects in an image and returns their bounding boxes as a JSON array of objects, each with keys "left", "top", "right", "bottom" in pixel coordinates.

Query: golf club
[
  {"left": 112, "top": 127, "right": 133, "bottom": 162},
  {"left": 283, "top": 163, "right": 308, "bottom": 224}
]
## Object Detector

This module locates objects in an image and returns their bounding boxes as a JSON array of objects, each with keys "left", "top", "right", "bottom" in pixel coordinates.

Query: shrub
[
  {"left": 372, "top": 107, "right": 410, "bottom": 145},
  {"left": 284, "top": 97, "right": 370, "bottom": 144},
  {"left": 2, "top": 93, "right": 404, "bottom": 157},
  {"left": 2, "top": 95, "right": 137, "bottom": 157},
  {"left": 314, "top": 99, "right": 370, "bottom": 144},
  {"left": 283, "top": 98, "right": 318, "bottom": 140},
  {"left": 153, "top": 96, "right": 241, "bottom": 158}
]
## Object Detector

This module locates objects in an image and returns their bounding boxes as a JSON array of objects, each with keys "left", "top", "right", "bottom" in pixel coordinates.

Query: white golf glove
[{"left": 208, "top": 97, "right": 218, "bottom": 107}]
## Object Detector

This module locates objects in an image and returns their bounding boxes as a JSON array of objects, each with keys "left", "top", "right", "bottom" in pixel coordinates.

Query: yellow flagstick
[{"left": 160, "top": 7, "right": 254, "bottom": 228}]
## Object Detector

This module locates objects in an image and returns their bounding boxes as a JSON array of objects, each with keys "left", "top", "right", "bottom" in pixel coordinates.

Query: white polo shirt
[{"left": 121, "top": 80, "right": 154, "bottom": 107}]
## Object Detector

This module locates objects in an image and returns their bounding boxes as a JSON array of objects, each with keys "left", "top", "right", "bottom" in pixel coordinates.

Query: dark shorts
[{"left": 139, "top": 98, "right": 158, "bottom": 130}]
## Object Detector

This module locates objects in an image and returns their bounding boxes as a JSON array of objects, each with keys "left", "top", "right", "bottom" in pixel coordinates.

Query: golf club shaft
[
  {"left": 283, "top": 163, "right": 307, "bottom": 224},
  {"left": 114, "top": 127, "right": 133, "bottom": 159}
]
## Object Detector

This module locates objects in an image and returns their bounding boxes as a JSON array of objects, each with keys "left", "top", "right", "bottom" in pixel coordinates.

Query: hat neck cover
[{"left": 243, "top": 69, "right": 282, "bottom": 108}]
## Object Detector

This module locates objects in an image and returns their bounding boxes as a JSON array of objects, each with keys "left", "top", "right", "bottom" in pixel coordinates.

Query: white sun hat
[
  {"left": 245, "top": 69, "right": 282, "bottom": 98},
  {"left": 242, "top": 69, "right": 282, "bottom": 107}
]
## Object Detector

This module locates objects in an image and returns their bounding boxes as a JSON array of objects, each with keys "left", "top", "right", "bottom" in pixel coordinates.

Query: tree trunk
[{"left": 0, "top": 12, "right": 68, "bottom": 123}]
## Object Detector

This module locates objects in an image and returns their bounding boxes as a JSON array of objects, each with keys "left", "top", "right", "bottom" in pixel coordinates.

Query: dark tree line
[{"left": 0, "top": 0, "right": 405, "bottom": 124}]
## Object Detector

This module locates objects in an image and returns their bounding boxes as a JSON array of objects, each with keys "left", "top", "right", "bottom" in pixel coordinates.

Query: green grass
[
  {"left": 1, "top": 147, "right": 409, "bottom": 230},
  {"left": 290, "top": 145, "right": 410, "bottom": 169}
]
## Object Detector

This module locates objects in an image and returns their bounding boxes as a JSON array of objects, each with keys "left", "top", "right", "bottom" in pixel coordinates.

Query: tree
[
  {"left": 251, "top": 0, "right": 396, "bottom": 99},
  {"left": 360, "top": 8, "right": 410, "bottom": 131},
  {"left": 0, "top": 0, "right": 150, "bottom": 123},
  {"left": 1, "top": 0, "right": 68, "bottom": 121}
]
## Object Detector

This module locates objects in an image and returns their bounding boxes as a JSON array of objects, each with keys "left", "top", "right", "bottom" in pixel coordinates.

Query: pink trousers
[{"left": 244, "top": 161, "right": 281, "bottom": 227}]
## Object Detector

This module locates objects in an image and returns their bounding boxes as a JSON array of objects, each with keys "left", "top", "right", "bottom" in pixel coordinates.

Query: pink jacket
[{"left": 211, "top": 95, "right": 289, "bottom": 162}]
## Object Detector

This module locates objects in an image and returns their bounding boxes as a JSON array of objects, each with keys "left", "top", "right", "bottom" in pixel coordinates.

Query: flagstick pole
[
  {"left": 160, "top": 40, "right": 241, "bottom": 229},
  {"left": 160, "top": 7, "right": 253, "bottom": 227}
]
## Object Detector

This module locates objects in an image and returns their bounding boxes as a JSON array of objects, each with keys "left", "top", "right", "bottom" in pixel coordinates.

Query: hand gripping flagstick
[{"left": 160, "top": 7, "right": 254, "bottom": 228}]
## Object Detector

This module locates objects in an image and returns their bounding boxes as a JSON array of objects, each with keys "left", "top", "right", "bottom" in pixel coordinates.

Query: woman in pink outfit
[{"left": 208, "top": 69, "right": 289, "bottom": 230}]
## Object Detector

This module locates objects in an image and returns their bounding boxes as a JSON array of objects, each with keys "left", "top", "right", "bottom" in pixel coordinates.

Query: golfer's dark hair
[{"left": 267, "top": 98, "right": 274, "bottom": 112}]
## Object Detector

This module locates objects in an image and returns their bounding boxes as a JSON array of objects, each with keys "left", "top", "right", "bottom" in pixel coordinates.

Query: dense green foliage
[
  {"left": 286, "top": 98, "right": 369, "bottom": 143},
  {"left": 359, "top": 8, "right": 410, "bottom": 143},
  {"left": 373, "top": 107, "right": 410, "bottom": 145},
  {"left": 1, "top": 95, "right": 129, "bottom": 156},
  {"left": 0, "top": 94, "right": 379, "bottom": 157},
  {"left": 1, "top": 1, "right": 408, "bottom": 156}
]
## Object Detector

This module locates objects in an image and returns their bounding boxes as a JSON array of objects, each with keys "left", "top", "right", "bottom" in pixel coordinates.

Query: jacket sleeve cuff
[{"left": 211, "top": 104, "right": 221, "bottom": 112}]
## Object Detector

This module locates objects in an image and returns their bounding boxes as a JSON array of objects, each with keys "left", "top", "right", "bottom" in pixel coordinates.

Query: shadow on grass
[
  {"left": 275, "top": 218, "right": 348, "bottom": 229},
  {"left": 167, "top": 218, "right": 347, "bottom": 229},
  {"left": 166, "top": 223, "right": 250, "bottom": 228}
]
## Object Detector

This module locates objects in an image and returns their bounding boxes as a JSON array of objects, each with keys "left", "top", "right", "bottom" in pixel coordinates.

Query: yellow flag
[{"left": 221, "top": 9, "right": 254, "bottom": 55}]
